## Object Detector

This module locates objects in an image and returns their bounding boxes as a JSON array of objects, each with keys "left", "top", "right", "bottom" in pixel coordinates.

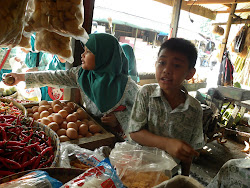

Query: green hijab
[
  {"left": 78, "top": 33, "right": 129, "bottom": 113},
  {"left": 121, "top": 43, "right": 139, "bottom": 82}
]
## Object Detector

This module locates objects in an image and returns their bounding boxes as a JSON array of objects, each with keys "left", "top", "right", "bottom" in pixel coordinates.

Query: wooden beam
[
  {"left": 154, "top": 0, "right": 216, "bottom": 20},
  {"left": 170, "top": 0, "right": 182, "bottom": 38},
  {"left": 212, "top": 19, "right": 250, "bottom": 25},
  {"left": 213, "top": 9, "right": 250, "bottom": 13},
  {"left": 218, "top": 3, "right": 237, "bottom": 63},
  {"left": 186, "top": 0, "right": 249, "bottom": 5}
]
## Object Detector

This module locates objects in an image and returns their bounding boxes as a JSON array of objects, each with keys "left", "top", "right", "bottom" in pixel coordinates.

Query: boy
[{"left": 128, "top": 38, "right": 204, "bottom": 176}]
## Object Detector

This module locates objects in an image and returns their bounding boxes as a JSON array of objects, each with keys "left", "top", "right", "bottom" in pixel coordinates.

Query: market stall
[{"left": 0, "top": 0, "right": 250, "bottom": 187}]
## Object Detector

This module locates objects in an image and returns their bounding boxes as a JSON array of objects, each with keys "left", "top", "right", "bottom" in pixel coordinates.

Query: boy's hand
[
  {"left": 164, "top": 138, "right": 199, "bottom": 163},
  {"left": 101, "top": 113, "right": 119, "bottom": 127}
]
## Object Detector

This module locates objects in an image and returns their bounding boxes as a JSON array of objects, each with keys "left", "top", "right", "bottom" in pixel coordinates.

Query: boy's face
[
  {"left": 155, "top": 49, "right": 195, "bottom": 92},
  {"left": 81, "top": 46, "right": 95, "bottom": 70}
]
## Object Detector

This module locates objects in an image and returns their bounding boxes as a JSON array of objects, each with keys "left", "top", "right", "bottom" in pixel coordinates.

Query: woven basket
[
  {"left": 0, "top": 98, "right": 27, "bottom": 116},
  {"left": 0, "top": 168, "right": 85, "bottom": 184}
]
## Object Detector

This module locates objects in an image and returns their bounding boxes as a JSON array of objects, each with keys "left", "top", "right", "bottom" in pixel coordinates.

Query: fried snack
[
  {"left": 0, "top": 0, "right": 29, "bottom": 47},
  {"left": 121, "top": 170, "right": 169, "bottom": 188},
  {"left": 70, "top": 158, "right": 91, "bottom": 170},
  {"left": 35, "top": 30, "right": 73, "bottom": 63},
  {"left": 25, "top": 0, "right": 88, "bottom": 43}
]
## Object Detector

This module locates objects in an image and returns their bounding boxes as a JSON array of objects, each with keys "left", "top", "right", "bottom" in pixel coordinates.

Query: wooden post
[
  {"left": 133, "top": 28, "right": 138, "bottom": 51},
  {"left": 218, "top": 3, "right": 237, "bottom": 62},
  {"left": 67, "top": 0, "right": 95, "bottom": 104},
  {"left": 169, "top": 0, "right": 182, "bottom": 38}
]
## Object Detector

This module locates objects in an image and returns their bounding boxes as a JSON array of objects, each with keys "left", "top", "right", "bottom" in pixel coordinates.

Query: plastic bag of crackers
[
  {"left": 0, "top": 0, "right": 30, "bottom": 48},
  {"left": 109, "top": 142, "right": 177, "bottom": 188},
  {"left": 25, "top": 0, "right": 89, "bottom": 44}
]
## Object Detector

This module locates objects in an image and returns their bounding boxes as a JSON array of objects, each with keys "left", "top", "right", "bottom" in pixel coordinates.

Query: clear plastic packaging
[
  {"left": 35, "top": 30, "right": 74, "bottom": 63},
  {"left": 0, "top": 0, "right": 30, "bottom": 48},
  {"left": 59, "top": 143, "right": 105, "bottom": 169},
  {"left": 109, "top": 142, "right": 177, "bottom": 187},
  {"left": 0, "top": 170, "right": 63, "bottom": 188},
  {"left": 25, "top": 0, "right": 89, "bottom": 43},
  {"left": 61, "top": 158, "right": 124, "bottom": 188}
]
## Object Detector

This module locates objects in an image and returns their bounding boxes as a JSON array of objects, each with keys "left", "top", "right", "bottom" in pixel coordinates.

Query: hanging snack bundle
[
  {"left": 25, "top": 0, "right": 89, "bottom": 43},
  {"left": 0, "top": 0, "right": 30, "bottom": 48},
  {"left": 35, "top": 30, "right": 73, "bottom": 63}
]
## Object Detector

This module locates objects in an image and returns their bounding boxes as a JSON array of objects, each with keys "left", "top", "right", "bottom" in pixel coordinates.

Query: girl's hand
[
  {"left": 26, "top": 67, "right": 38, "bottom": 72},
  {"left": 3, "top": 73, "right": 25, "bottom": 86},
  {"left": 164, "top": 138, "right": 199, "bottom": 163},
  {"left": 101, "top": 113, "right": 119, "bottom": 127}
]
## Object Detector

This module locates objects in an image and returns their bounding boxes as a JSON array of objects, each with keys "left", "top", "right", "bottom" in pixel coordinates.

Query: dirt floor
[{"left": 189, "top": 138, "right": 247, "bottom": 186}]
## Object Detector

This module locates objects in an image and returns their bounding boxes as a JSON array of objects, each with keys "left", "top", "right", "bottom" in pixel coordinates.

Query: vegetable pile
[
  {"left": 0, "top": 115, "right": 55, "bottom": 178},
  {"left": 0, "top": 101, "right": 24, "bottom": 117}
]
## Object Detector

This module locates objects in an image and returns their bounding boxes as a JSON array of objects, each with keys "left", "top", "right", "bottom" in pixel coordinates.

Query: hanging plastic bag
[
  {"left": 35, "top": 30, "right": 74, "bottom": 63},
  {"left": 25, "top": 0, "right": 89, "bottom": 44},
  {"left": 0, "top": 0, "right": 30, "bottom": 48},
  {"left": 234, "top": 26, "right": 248, "bottom": 53},
  {"left": 109, "top": 142, "right": 177, "bottom": 188}
]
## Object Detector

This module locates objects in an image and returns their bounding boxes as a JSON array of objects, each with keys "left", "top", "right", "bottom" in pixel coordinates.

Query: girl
[{"left": 5, "top": 33, "right": 139, "bottom": 140}]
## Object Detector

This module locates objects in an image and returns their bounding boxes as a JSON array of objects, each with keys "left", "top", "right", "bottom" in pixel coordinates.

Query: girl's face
[
  {"left": 155, "top": 49, "right": 195, "bottom": 93},
  {"left": 81, "top": 46, "right": 95, "bottom": 70}
]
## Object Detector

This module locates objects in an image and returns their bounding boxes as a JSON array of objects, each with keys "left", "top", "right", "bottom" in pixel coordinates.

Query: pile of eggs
[{"left": 26, "top": 100, "right": 102, "bottom": 142}]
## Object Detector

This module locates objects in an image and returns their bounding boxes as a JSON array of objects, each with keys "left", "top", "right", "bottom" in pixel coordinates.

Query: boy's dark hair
[{"left": 158, "top": 38, "right": 197, "bottom": 69}]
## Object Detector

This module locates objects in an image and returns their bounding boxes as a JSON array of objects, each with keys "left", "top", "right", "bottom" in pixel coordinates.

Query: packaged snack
[
  {"left": 0, "top": 0, "right": 30, "bottom": 47},
  {"left": 0, "top": 170, "right": 63, "bottom": 188},
  {"left": 35, "top": 30, "right": 74, "bottom": 63},
  {"left": 61, "top": 158, "right": 124, "bottom": 188},
  {"left": 25, "top": 0, "right": 89, "bottom": 43}
]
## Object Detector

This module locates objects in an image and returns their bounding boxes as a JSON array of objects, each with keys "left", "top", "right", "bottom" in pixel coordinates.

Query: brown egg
[
  {"left": 66, "top": 128, "right": 78, "bottom": 139},
  {"left": 37, "top": 119, "right": 42, "bottom": 122},
  {"left": 38, "top": 105, "right": 48, "bottom": 113},
  {"left": 79, "top": 124, "right": 88, "bottom": 136},
  {"left": 51, "top": 100, "right": 61, "bottom": 107},
  {"left": 88, "top": 120, "right": 95, "bottom": 125},
  {"left": 77, "top": 108, "right": 88, "bottom": 120},
  {"left": 60, "top": 121, "right": 68, "bottom": 129},
  {"left": 89, "top": 124, "right": 101, "bottom": 134},
  {"left": 41, "top": 117, "right": 51, "bottom": 125},
  {"left": 94, "top": 132, "right": 102, "bottom": 136},
  {"left": 47, "top": 115, "right": 54, "bottom": 122},
  {"left": 32, "top": 106, "right": 39, "bottom": 113},
  {"left": 39, "top": 100, "right": 49, "bottom": 106},
  {"left": 28, "top": 113, "right": 33, "bottom": 117},
  {"left": 72, "top": 112, "right": 80, "bottom": 120},
  {"left": 53, "top": 104, "right": 63, "bottom": 113},
  {"left": 63, "top": 106, "right": 73, "bottom": 113},
  {"left": 33, "top": 112, "right": 40, "bottom": 120},
  {"left": 48, "top": 108, "right": 53, "bottom": 114},
  {"left": 58, "top": 109, "right": 68, "bottom": 119},
  {"left": 75, "top": 120, "right": 83, "bottom": 128},
  {"left": 40, "top": 111, "right": 50, "bottom": 118},
  {"left": 59, "top": 135, "right": 70, "bottom": 142},
  {"left": 85, "top": 132, "right": 93, "bottom": 137},
  {"left": 67, "top": 122, "right": 78, "bottom": 131},
  {"left": 67, "top": 102, "right": 75, "bottom": 110},
  {"left": 66, "top": 114, "right": 77, "bottom": 122},
  {"left": 27, "top": 108, "right": 33, "bottom": 114},
  {"left": 48, "top": 122, "right": 59, "bottom": 132},
  {"left": 45, "top": 104, "right": 52, "bottom": 109},
  {"left": 57, "top": 128, "right": 66, "bottom": 136},
  {"left": 53, "top": 113, "right": 63, "bottom": 125},
  {"left": 78, "top": 135, "right": 83, "bottom": 138}
]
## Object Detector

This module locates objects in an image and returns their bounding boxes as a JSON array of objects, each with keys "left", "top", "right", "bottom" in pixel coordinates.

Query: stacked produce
[
  {"left": 0, "top": 115, "right": 56, "bottom": 178},
  {"left": 0, "top": 87, "right": 17, "bottom": 97},
  {"left": 26, "top": 100, "right": 103, "bottom": 142}
]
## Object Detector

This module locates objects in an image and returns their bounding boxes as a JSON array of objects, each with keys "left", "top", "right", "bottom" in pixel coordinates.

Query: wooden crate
[{"left": 23, "top": 102, "right": 115, "bottom": 151}]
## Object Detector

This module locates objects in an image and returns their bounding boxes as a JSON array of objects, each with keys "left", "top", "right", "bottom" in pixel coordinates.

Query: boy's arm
[{"left": 130, "top": 129, "right": 199, "bottom": 164}]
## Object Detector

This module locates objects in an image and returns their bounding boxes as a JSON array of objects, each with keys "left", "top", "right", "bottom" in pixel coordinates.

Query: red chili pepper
[
  {"left": 40, "top": 146, "right": 53, "bottom": 157},
  {"left": 21, "top": 155, "right": 37, "bottom": 168},
  {"left": 0, "top": 127, "right": 7, "bottom": 141},
  {"left": 47, "top": 137, "right": 51, "bottom": 146},
  {"left": 38, "top": 155, "right": 54, "bottom": 168},
  {"left": 22, "top": 131, "right": 33, "bottom": 143},
  {"left": 0, "top": 156, "right": 21, "bottom": 169},
  {"left": 0, "top": 170, "right": 15, "bottom": 176},
  {"left": 32, "top": 155, "right": 41, "bottom": 169},
  {"left": 0, "top": 141, "right": 26, "bottom": 147}
]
